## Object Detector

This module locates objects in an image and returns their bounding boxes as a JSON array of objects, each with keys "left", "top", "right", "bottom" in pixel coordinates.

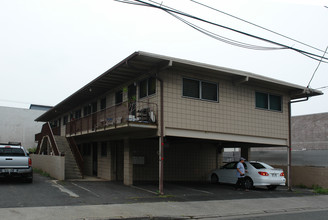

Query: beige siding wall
[
  {"left": 97, "top": 142, "right": 112, "bottom": 180},
  {"left": 162, "top": 70, "right": 289, "bottom": 142},
  {"left": 83, "top": 156, "right": 92, "bottom": 176}
]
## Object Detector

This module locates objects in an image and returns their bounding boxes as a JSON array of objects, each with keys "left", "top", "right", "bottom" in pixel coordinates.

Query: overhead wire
[
  {"left": 121, "top": 0, "right": 328, "bottom": 63},
  {"left": 307, "top": 46, "right": 328, "bottom": 88},
  {"left": 190, "top": 0, "right": 327, "bottom": 54},
  {"left": 167, "top": 11, "right": 285, "bottom": 50}
]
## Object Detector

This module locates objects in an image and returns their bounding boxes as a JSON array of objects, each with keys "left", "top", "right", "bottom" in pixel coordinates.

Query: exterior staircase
[{"left": 54, "top": 136, "right": 83, "bottom": 179}]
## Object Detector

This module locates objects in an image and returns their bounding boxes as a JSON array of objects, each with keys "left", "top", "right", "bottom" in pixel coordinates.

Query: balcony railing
[{"left": 66, "top": 101, "right": 158, "bottom": 136}]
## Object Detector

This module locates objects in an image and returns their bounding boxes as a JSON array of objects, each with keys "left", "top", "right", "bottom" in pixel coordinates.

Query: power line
[
  {"left": 119, "top": 0, "right": 328, "bottom": 63},
  {"left": 307, "top": 46, "right": 328, "bottom": 88},
  {"left": 167, "top": 11, "right": 285, "bottom": 50},
  {"left": 190, "top": 0, "right": 327, "bottom": 54}
]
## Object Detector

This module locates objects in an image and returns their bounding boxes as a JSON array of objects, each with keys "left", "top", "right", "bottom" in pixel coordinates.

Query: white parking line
[
  {"left": 50, "top": 180, "right": 79, "bottom": 198},
  {"left": 187, "top": 187, "right": 214, "bottom": 194},
  {"left": 71, "top": 182, "right": 100, "bottom": 197},
  {"left": 130, "top": 185, "right": 158, "bottom": 195}
]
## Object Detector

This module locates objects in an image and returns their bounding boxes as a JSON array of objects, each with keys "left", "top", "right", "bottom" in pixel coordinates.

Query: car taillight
[
  {"left": 280, "top": 172, "right": 284, "bottom": 176},
  {"left": 258, "top": 171, "right": 269, "bottom": 176},
  {"left": 28, "top": 158, "right": 32, "bottom": 167}
]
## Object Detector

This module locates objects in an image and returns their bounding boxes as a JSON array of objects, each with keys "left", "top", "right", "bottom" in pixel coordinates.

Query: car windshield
[{"left": 0, "top": 148, "right": 25, "bottom": 156}]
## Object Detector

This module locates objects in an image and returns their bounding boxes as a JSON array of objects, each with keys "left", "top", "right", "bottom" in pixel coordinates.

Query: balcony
[{"left": 65, "top": 101, "right": 158, "bottom": 136}]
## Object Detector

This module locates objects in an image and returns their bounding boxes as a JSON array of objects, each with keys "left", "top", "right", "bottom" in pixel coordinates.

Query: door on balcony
[
  {"left": 92, "top": 142, "right": 98, "bottom": 176},
  {"left": 128, "top": 84, "right": 136, "bottom": 117}
]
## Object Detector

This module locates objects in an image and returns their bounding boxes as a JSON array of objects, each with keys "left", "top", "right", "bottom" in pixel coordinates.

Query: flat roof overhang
[{"left": 36, "top": 51, "right": 323, "bottom": 122}]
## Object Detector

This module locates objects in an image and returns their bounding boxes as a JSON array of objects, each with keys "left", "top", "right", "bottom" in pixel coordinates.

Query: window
[
  {"left": 250, "top": 162, "right": 266, "bottom": 169},
  {"left": 182, "top": 78, "right": 218, "bottom": 102},
  {"left": 100, "top": 98, "right": 106, "bottom": 110},
  {"left": 255, "top": 92, "right": 282, "bottom": 111},
  {"left": 63, "top": 115, "right": 68, "bottom": 125},
  {"left": 115, "top": 90, "right": 123, "bottom": 104},
  {"left": 139, "top": 77, "right": 156, "bottom": 99},
  {"left": 0, "top": 148, "right": 25, "bottom": 156},
  {"left": 75, "top": 109, "right": 81, "bottom": 119},
  {"left": 223, "top": 162, "right": 237, "bottom": 169},
  {"left": 101, "top": 142, "right": 107, "bottom": 157},
  {"left": 83, "top": 105, "right": 92, "bottom": 116},
  {"left": 91, "top": 102, "right": 97, "bottom": 113},
  {"left": 202, "top": 81, "right": 218, "bottom": 101},
  {"left": 183, "top": 78, "right": 199, "bottom": 98}
]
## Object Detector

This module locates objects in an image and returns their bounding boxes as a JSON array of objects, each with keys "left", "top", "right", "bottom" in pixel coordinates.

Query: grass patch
[
  {"left": 33, "top": 168, "right": 51, "bottom": 178},
  {"left": 313, "top": 185, "right": 328, "bottom": 194},
  {"left": 158, "top": 194, "right": 174, "bottom": 198}
]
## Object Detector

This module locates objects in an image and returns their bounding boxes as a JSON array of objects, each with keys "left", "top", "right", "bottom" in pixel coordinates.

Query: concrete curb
[{"left": 1, "top": 195, "right": 328, "bottom": 220}]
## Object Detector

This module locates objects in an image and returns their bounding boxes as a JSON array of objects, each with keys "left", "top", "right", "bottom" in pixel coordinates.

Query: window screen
[
  {"left": 183, "top": 78, "right": 200, "bottom": 98},
  {"left": 269, "top": 94, "right": 282, "bottom": 111},
  {"left": 255, "top": 92, "right": 268, "bottom": 109},
  {"left": 139, "top": 79, "right": 147, "bottom": 98},
  {"left": 201, "top": 81, "right": 218, "bottom": 101},
  {"left": 100, "top": 98, "right": 106, "bottom": 110},
  {"left": 148, "top": 77, "right": 156, "bottom": 96},
  {"left": 115, "top": 90, "right": 123, "bottom": 104}
]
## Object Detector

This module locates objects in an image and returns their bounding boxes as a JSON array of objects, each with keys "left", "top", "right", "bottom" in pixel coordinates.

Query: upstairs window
[
  {"left": 83, "top": 105, "right": 92, "bottom": 116},
  {"left": 255, "top": 92, "right": 282, "bottom": 111},
  {"left": 100, "top": 98, "right": 106, "bottom": 110},
  {"left": 139, "top": 77, "right": 156, "bottom": 99},
  {"left": 63, "top": 115, "right": 68, "bottom": 125},
  {"left": 182, "top": 78, "right": 218, "bottom": 102},
  {"left": 75, "top": 109, "right": 81, "bottom": 119},
  {"left": 115, "top": 90, "right": 123, "bottom": 104}
]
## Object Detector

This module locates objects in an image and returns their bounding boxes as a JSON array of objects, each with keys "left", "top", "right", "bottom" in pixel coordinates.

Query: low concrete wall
[
  {"left": 275, "top": 165, "right": 328, "bottom": 188},
  {"left": 31, "top": 154, "right": 65, "bottom": 180}
]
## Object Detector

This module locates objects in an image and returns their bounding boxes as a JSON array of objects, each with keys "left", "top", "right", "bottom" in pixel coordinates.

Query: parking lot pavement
[{"left": 0, "top": 173, "right": 316, "bottom": 209}]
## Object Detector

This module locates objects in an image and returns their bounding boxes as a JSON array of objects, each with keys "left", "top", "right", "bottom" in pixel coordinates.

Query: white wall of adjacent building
[{"left": 0, "top": 106, "right": 48, "bottom": 149}]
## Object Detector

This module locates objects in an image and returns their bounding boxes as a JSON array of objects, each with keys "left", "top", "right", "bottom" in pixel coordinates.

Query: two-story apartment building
[{"left": 35, "top": 51, "right": 321, "bottom": 193}]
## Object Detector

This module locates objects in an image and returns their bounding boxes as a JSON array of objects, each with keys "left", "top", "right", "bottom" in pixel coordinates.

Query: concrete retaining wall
[{"left": 31, "top": 154, "right": 65, "bottom": 180}]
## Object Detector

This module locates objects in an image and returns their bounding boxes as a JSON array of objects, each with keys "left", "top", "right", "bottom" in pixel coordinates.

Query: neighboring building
[
  {"left": 0, "top": 105, "right": 51, "bottom": 149},
  {"left": 292, "top": 112, "right": 328, "bottom": 151},
  {"left": 34, "top": 51, "right": 321, "bottom": 188}
]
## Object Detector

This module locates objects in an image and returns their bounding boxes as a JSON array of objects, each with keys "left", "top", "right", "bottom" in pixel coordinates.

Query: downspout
[{"left": 288, "top": 96, "right": 309, "bottom": 191}]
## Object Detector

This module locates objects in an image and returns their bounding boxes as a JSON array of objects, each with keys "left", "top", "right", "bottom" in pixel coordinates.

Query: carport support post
[
  {"left": 241, "top": 147, "right": 251, "bottom": 161},
  {"left": 217, "top": 146, "right": 224, "bottom": 168},
  {"left": 123, "top": 138, "right": 133, "bottom": 186}
]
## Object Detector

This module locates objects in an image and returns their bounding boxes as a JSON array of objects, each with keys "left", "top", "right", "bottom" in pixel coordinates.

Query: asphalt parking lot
[{"left": 0, "top": 173, "right": 316, "bottom": 208}]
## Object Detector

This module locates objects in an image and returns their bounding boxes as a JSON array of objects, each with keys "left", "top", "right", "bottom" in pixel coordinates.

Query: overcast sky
[{"left": 0, "top": 0, "right": 327, "bottom": 116}]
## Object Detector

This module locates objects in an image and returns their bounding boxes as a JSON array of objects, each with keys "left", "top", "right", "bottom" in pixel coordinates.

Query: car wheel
[
  {"left": 267, "top": 185, "right": 277, "bottom": 190},
  {"left": 211, "top": 174, "right": 219, "bottom": 184},
  {"left": 244, "top": 177, "right": 253, "bottom": 189}
]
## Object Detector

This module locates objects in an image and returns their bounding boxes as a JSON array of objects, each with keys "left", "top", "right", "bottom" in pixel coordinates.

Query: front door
[{"left": 92, "top": 142, "right": 98, "bottom": 176}]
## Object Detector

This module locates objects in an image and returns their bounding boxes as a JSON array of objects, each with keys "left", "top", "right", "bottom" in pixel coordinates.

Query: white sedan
[{"left": 210, "top": 161, "right": 286, "bottom": 190}]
